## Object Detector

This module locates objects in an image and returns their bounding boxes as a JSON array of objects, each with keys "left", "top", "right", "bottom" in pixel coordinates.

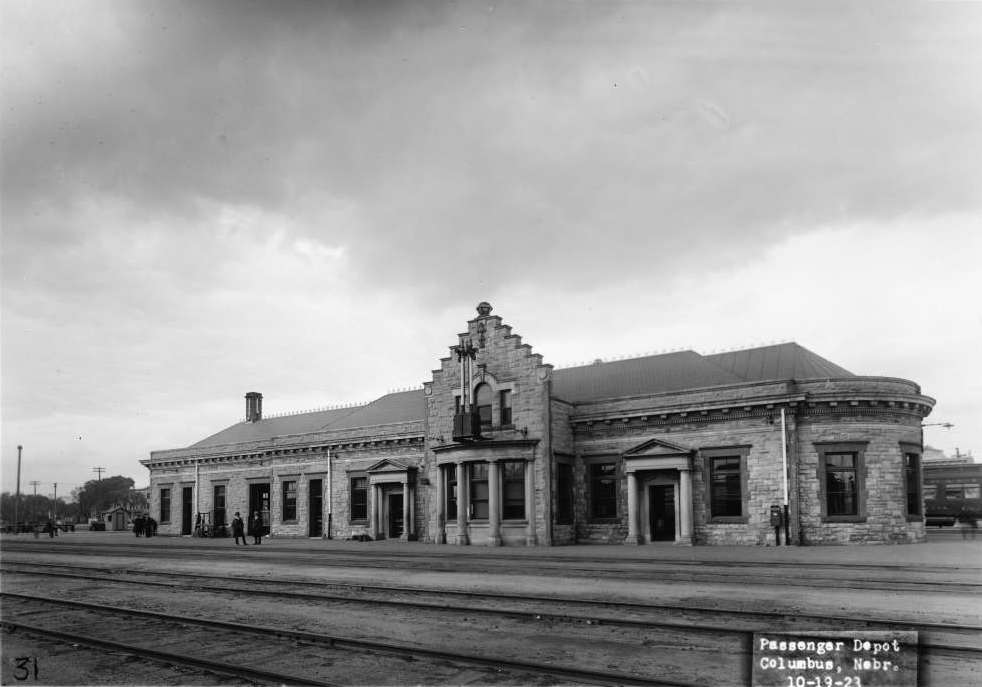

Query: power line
[{"left": 91, "top": 466, "right": 105, "bottom": 481}]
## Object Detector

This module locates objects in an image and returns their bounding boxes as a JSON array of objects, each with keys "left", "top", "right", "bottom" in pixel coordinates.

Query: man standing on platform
[
  {"left": 231, "top": 512, "right": 247, "bottom": 546},
  {"left": 249, "top": 511, "right": 263, "bottom": 545}
]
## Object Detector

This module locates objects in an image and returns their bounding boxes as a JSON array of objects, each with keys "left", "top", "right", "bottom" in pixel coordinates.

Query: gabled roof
[
  {"left": 552, "top": 343, "right": 853, "bottom": 404},
  {"left": 190, "top": 389, "right": 425, "bottom": 449},
  {"left": 703, "top": 342, "right": 853, "bottom": 382},
  {"left": 366, "top": 458, "right": 412, "bottom": 473},
  {"left": 624, "top": 437, "right": 694, "bottom": 457}
]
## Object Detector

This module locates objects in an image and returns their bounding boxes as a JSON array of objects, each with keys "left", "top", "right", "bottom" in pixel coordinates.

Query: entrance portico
[
  {"left": 623, "top": 439, "right": 694, "bottom": 545},
  {"left": 432, "top": 439, "right": 539, "bottom": 547},
  {"left": 366, "top": 459, "right": 416, "bottom": 541}
]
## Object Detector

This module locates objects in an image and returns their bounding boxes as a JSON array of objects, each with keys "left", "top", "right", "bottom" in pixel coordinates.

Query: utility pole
[
  {"left": 53, "top": 483, "right": 58, "bottom": 519},
  {"left": 29, "top": 480, "right": 40, "bottom": 523},
  {"left": 15, "top": 445, "right": 22, "bottom": 531},
  {"left": 91, "top": 466, "right": 105, "bottom": 481}
]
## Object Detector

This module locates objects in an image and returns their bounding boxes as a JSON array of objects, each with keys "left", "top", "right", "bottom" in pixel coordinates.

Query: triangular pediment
[
  {"left": 624, "top": 437, "right": 693, "bottom": 457},
  {"left": 366, "top": 458, "right": 410, "bottom": 473}
]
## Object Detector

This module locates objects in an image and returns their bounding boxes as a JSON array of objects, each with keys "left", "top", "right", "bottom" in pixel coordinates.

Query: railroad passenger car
[
  {"left": 923, "top": 463, "right": 982, "bottom": 527},
  {"left": 143, "top": 302, "right": 935, "bottom": 546}
]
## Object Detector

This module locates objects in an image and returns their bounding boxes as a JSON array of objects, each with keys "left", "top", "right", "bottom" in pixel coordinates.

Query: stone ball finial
[{"left": 476, "top": 301, "right": 493, "bottom": 317}]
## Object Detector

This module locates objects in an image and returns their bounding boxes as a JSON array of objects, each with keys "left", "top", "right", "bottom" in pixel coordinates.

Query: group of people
[
  {"left": 230, "top": 511, "right": 264, "bottom": 545},
  {"left": 126, "top": 510, "right": 263, "bottom": 542},
  {"left": 132, "top": 514, "right": 158, "bottom": 537}
]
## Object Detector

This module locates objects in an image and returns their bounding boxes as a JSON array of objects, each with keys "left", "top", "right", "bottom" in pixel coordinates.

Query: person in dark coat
[
  {"left": 147, "top": 516, "right": 157, "bottom": 537},
  {"left": 133, "top": 515, "right": 144, "bottom": 537},
  {"left": 231, "top": 512, "right": 247, "bottom": 545},
  {"left": 249, "top": 511, "right": 263, "bottom": 545}
]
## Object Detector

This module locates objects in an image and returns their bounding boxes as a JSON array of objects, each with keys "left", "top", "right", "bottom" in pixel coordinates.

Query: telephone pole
[
  {"left": 52, "top": 483, "right": 58, "bottom": 519},
  {"left": 91, "top": 466, "right": 105, "bottom": 481}
]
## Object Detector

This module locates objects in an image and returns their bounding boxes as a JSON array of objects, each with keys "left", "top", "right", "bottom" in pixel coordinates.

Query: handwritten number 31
[{"left": 13, "top": 657, "right": 38, "bottom": 681}]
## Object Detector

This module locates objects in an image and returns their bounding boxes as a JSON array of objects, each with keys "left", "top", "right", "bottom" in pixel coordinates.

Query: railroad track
[
  {"left": 1, "top": 593, "right": 687, "bottom": 686},
  {"left": 3, "top": 563, "right": 980, "bottom": 651},
  {"left": 3, "top": 563, "right": 981, "bottom": 686},
  {"left": 3, "top": 541, "right": 980, "bottom": 593}
]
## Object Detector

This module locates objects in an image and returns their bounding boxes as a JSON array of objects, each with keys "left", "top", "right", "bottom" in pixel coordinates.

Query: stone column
[
  {"left": 626, "top": 470, "right": 641, "bottom": 545},
  {"left": 368, "top": 483, "right": 378, "bottom": 539},
  {"left": 401, "top": 480, "right": 410, "bottom": 541},
  {"left": 456, "top": 461, "right": 469, "bottom": 545},
  {"left": 678, "top": 467, "right": 693, "bottom": 545},
  {"left": 436, "top": 466, "right": 446, "bottom": 544},
  {"left": 488, "top": 459, "right": 501, "bottom": 546},
  {"left": 524, "top": 459, "right": 536, "bottom": 546}
]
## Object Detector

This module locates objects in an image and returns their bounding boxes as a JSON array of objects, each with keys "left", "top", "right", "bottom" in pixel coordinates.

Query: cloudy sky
[{"left": 2, "top": 0, "right": 980, "bottom": 497}]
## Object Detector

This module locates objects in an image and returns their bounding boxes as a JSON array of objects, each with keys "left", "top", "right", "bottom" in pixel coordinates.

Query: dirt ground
[{"left": 2, "top": 533, "right": 980, "bottom": 686}]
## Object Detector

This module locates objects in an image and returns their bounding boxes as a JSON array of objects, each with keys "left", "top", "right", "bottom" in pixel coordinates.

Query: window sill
[
  {"left": 588, "top": 518, "right": 620, "bottom": 524},
  {"left": 349, "top": 519, "right": 368, "bottom": 525},
  {"left": 822, "top": 516, "right": 867, "bottom": 523},
  {"left": 709, "top": 516, "right": 748, "bottom": 524},
  {"left": 281, "top": 519, "right": 297, "bottom": 524}
]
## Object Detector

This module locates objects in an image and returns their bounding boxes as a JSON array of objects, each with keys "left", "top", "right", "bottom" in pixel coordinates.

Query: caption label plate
[{"left": 752, "top": 631, "right": 917, "bottom": 687}]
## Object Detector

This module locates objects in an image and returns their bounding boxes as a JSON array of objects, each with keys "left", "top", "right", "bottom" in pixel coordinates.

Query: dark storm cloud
[
  {"left": 2, "top": 0, "right": 981, "bottom": 491},
  {"left": 3, "top": 0, "right": 981, "bottom": 301}
]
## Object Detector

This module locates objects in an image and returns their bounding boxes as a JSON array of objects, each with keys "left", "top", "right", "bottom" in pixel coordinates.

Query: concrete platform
[{"left": 6, "top": 529, "right": 981, "bottom": 568}]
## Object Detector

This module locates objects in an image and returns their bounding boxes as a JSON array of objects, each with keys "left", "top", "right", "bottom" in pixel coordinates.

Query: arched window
[{"left": 474, "top": 383, "right": 492, "bottom": 429}]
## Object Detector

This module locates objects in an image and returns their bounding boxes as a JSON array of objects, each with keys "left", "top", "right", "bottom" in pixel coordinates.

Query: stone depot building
[{"left": 142, "top": 303, "right": 935, "bottom": 546}]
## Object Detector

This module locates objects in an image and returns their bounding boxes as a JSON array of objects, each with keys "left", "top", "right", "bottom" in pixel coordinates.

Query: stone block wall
[
  {"left": 796, "top": 410, "right": 925, "bottom": 544},
  {"left": 422, "top": 312, "right": 553, "bottom": 545},
  {"left": 332, "top": 444, "right": 424, "bottom": 540},
  {"left": 570, "top": 414, "right": 789, "bottom": 545}
]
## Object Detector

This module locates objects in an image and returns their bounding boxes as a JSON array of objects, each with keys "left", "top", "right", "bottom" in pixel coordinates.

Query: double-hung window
[
  {"left": 159, "top": 488, "right": 171, "bottom": 523},
  {"left": 474, "top": 384, "right": 492, "bottom": 430},
  {"left": 469, "top": 462, "right": 489, "bottom": 519},
  {"left": 702, "top": 446, "right": 749, "bottom": 522},
  {"left": 817, "top": 442, "right": 867, "bottom": 521},
  {"left": 213, "top": 485, "right": 226, "bottom": 526},
  {"left": 350, "top": 476, "right": 368, "bottom": 522},
  {"left": 502, "top": 461, "right": 525, "bottom": 519},
  {"left": 590, "top": 462, "right": 617, "bottom": 520},
  {"left": 710, "top": 456, "right": 742, "bottom": 517},
  {"left": 499, "top": 390, "right": 513, "bottom": 426},
  {"left": 282, "top": 480, "right": 297, "bottom": 521}
]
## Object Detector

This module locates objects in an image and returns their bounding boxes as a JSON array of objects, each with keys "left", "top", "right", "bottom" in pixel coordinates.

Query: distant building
[
  {"left": 923, "top": 446, "right": 975, "bottom": 466},
  {"left": 143, "top": 303, "right": 935, "bottom": 545},
  {"left": 98, "top": 505, "right": 131, "bottom": 532}
]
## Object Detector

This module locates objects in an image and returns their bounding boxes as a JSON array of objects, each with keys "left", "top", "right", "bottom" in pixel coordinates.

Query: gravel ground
[{"left": 2, "top": 533, "right": 980, "bottom": 686}]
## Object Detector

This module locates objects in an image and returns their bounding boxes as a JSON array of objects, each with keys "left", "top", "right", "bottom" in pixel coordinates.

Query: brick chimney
[{"left": 245, "top": 392, "right": 263, "bottom": 422}]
